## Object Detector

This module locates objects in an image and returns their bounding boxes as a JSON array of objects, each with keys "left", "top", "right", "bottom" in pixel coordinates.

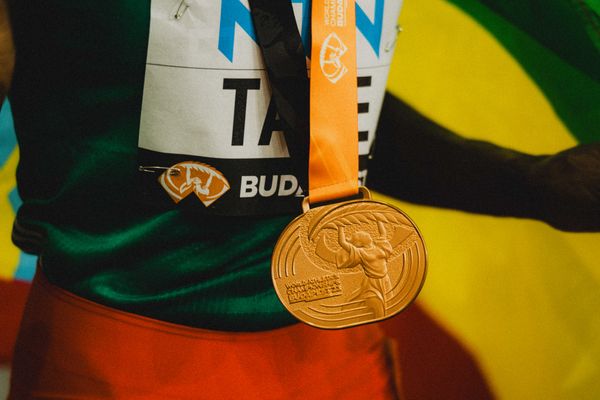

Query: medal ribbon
[
  {"left": 309, "top": 0, "right": 358, "bottom": 204},
  {"left": 248, "top": 1, "right": 310, "bottom": 196},
  {"left": 250, "top": 0, "right": 358, "bottom": 207}
]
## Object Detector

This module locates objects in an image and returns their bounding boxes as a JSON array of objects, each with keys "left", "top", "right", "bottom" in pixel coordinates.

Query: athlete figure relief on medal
[
  {"left": 334, "top": 220, "right": 394, "bottom": 318},
  {"left": 272, "top": 193, "right": 427, "bottom": 329}
]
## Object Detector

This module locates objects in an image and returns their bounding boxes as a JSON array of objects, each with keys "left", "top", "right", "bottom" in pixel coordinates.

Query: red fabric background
[
  {"left": 0, "top": 280, "right": 30, "bottom": 363},
  {"left": 383, "top": 304, "right": 495, "bottom": 399},
  {"left": 1, "top": 280, "right": 494, "bottom": 398}
]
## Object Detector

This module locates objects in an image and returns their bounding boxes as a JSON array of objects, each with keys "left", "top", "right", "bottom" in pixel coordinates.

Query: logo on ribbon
[{"left": 319, "top": 32, "right": 349, "bottom": 84}]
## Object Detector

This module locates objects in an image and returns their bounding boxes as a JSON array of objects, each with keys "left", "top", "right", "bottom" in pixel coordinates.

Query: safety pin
[
  {"left": 174, "top": 0, "right": 190, "bottom": 20},
  {"left": 139, "top": 166, "right": 181, "bottom": 176},
  {"left": 384, "top": 25, "right": 403, "bottom": 52}
]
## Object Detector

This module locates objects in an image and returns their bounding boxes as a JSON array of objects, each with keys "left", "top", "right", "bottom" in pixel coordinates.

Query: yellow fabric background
[
  {"left": 0, "top": 147, "right": 19, "bottom": 280},
  {"left": 381, "top": 0, "right": 600, "bottom": 398}
]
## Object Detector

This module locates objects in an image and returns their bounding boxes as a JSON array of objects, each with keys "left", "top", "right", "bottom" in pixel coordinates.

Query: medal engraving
[{"left": 272, "top": 191, "right": 427, "bottom": 329}]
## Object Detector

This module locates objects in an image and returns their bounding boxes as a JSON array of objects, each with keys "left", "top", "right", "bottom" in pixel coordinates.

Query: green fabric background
[{"left": 448, "top": 0, "right": 600, "bottom": 144}]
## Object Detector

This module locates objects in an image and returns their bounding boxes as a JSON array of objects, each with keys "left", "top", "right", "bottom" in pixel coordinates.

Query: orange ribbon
[{"left": 309, "top": 0, "right": 358, "bottom": 204}]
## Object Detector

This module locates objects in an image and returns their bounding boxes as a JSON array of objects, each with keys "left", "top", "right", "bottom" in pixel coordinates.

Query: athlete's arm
[
  {"left": 368, "top": 93, "right": 600, "bottom": 232},
  {"left": 338, "top": 226, "right": 351, "bottom": 252},
  {"left": 0, "top": 0, "right": 13, "bottom": 101},
  {"left": 376, "top": 221, "right": 386, "bottom": 239}
]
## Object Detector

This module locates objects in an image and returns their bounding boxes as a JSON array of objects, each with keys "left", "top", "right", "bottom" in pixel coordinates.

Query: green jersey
[{"left": 8, "top": 0, "right": 402, "bottom": 330}]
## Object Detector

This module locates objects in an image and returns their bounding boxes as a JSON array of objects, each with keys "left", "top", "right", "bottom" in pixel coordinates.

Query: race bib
[{"left": 138, "top": 0, "right": 403, "bottom": 215}]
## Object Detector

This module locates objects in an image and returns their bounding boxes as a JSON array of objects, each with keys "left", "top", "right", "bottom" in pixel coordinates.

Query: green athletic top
[
  {"left": 9, "top": 1, "right": 297, "bottom": 331},
  {"left": 8, "top": 0, "right": 401, "bottom": 330}
]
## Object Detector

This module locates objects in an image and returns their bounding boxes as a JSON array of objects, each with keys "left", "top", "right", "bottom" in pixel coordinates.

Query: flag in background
[
  {"left": 0, "top": 100, "right": 36, "bottom": 363},
  {"left": 381, "top": 0, "right": 600, "bottom": 398}
]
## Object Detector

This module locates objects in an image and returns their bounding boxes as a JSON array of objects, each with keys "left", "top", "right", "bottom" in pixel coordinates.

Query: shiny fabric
[{"left": 10, "top": 272, "right": 401, "bottom": 399}]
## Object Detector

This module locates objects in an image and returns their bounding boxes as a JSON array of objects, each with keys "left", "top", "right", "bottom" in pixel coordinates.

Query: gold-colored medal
[
  {"left": 272, "top": 188, "right": 427, "bottom": 329},
  {"left": 268, "top": 0, "right": 427, "bottom": 328}
]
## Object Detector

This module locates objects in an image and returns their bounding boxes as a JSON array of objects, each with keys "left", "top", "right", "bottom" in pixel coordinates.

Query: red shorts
[{"left": 9, "top": 272, "right": 403, "bottom": 399}]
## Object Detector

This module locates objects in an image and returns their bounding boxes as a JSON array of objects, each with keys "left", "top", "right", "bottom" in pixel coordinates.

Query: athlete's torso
[{"left": 8, "top": 0, "right": 403, "bottom": 330}]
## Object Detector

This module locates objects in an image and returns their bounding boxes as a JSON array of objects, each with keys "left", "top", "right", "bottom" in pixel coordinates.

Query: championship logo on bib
[{"left": 159, "top": 162, "right": 230, "bottom": 206}]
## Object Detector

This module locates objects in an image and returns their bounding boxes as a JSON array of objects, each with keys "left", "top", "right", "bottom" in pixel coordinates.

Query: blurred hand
[{"left": 530, "top": 143, "right": 600, "bottom": 232}]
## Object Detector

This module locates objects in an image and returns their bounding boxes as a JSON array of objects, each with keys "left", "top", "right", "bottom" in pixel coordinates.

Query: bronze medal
[{"left": 272, "top": 188, "right": 427, "bottom": 329}]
